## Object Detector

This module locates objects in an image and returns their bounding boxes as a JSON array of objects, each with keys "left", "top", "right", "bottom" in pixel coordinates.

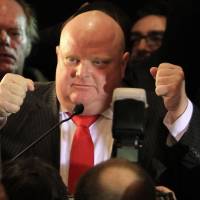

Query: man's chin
[
  {"left": 0, "top": 63, "right": 16, "bottom": 74},
  {"left": 70, "top": 95, "right": 86, "bottom": 106}
]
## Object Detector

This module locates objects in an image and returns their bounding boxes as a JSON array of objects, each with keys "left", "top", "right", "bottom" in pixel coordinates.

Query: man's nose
[
  {"left": 137, "top": 38, "right": 149, "bottom": 51},
  {"left": 0, "top": 30, "right": 10, "bottom": 45},
  {"left": 75, "top": 61, "right": 91, "bottom": 77}
]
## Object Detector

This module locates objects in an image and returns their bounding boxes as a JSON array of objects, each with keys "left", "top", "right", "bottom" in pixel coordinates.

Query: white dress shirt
[{"left": 59, "top": 108, "right": 113, "bottom": 186}]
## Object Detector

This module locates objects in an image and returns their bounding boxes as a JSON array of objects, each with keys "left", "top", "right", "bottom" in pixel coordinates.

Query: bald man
[
  {"left": 0, "top": 1, "right": 199, "bottom": 199},
  {"left": 75, "top": 158, "right": 156, "bottom": 200}
]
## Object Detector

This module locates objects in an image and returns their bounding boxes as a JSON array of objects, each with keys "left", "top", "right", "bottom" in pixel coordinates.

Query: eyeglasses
[{"left": 130, "top": 31, "right": 164, "bottom": 49}]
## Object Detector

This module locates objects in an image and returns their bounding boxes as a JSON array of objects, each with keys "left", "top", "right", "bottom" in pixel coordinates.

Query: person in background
[
  {"left": 1, "top": 157, "right": 68, "bottom": 200},
  {"left": 125, "top": 0, "right": 169, "bottom": 91},
  {"left": 75, "top": 158, "right": 156, "bottom": 200},
  {"left": 129, "top": 0, "right": 169, "bottom": 64},
  {"left": 0, "top": 0, "right": 47, "bottom": 81},
  {"left": 125, "top": 0, "right": 200, "bottom": 199},
  {"left": 0, "top": 1, "right": 199, "bottom": 199}
]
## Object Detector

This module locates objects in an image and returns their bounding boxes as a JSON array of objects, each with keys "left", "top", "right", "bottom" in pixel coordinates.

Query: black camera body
[
  {"left": 111, "top": 88, "right": 147, "bottom": 162},
  {"left": 112, "top": 98, "right": 145, "bottom": 145}
]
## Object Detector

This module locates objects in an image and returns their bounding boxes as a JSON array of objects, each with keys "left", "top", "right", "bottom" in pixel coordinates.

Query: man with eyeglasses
[
  {"left": 124, "top": 1, "right": 169, "bottom": 91},
  {"left": 130, "top": 30, "right": 165, "bottom": 62},
  {"left": 129, "top": 1, "right": 168, "bottom": 63}
]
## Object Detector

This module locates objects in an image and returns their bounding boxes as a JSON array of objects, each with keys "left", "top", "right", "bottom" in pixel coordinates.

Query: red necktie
[{"left": 68, "top": 114, "right": 99, "bottom": 194}]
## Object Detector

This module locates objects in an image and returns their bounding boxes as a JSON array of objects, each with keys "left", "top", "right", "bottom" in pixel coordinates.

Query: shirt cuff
[
  {"left": 0, "top": 116, "right": 7, "bottom": 129},
  {"left": 164, "top": 99, "right": 193, "bottom": 141}
]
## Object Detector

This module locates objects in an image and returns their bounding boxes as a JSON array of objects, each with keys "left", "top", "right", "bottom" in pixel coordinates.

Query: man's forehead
[
  {"left": 0, "top": 0, "right": 24, "bottom": 14},
  {"left": 64, "top": 10, "right": 119, "bottom": 30},
  {"left": 61, "top": 10, "right": 124, "bottom": 43},
  {"left": 60, "top": 1, "right": 131, "bottom": 51},
  {"left": 0, "top": 0, "right": 26, "bottom": 25},
  {"left": 59, "top": 10, "right": 125, "bottom": 53}
]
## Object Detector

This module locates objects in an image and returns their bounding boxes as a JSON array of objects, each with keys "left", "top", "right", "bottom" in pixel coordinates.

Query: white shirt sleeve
[{"left": 164, "top": 99, "right": 193, "bottom": 143}]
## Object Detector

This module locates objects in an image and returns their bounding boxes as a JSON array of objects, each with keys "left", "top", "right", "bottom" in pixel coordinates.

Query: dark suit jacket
[
  {"left": 1, "top": 82, "right": 200, "bottom": 199},
  {"left": 1, "top": 82, "right": 60, "bottom": 169}
]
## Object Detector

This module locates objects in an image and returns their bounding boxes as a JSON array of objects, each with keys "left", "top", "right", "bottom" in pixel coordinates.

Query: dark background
[{"left": 25, "top": 0, "right": 146, "bottom": 30}]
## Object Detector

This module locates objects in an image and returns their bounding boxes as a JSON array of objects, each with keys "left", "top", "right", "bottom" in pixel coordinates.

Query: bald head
[
  {"left": 60, "top": 11, "right": 125, "bottom": 54},
  {"left": 75, "top": 159, "right": 156, "bottom": 200},
  {"left": 99, "top": 165, "right": 141, "bottom": 195}
]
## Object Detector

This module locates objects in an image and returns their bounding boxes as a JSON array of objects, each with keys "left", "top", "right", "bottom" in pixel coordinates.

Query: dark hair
[
  {"left": 1, "top": 157, "right": 68, "bottom": 200},
  {"left": 61, "top": 1, "right": 132, "bottom": 52},
  {"left": 75, "top": 158, "right": 155, "bottom": 200},
  {"left": 15, "top": 0, "right": 39, "bottom": 44},
  {"left": 133, "top": 0, "right": 170, "bottom": 22}
]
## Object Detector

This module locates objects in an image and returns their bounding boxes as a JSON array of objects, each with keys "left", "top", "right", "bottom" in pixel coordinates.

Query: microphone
[
  {"left": 111, "top": 88, "right": 148, "bottom": 161},
  {"left": 11, "top": 104, "right": 84, "bottom": 161},
  {"left": 72, "top": 103, "right": 84, "bottom": 115}
]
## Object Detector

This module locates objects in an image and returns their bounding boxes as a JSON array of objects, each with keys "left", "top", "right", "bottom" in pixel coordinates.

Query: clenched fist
[
  {"left": 0, "top": 73, "right": 34, "bottom": 117},
  {"left": 150, "top": 63, "right": 188, "bottom": 122}
]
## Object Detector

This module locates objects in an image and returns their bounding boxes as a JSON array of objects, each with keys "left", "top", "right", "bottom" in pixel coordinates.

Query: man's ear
[
  {"left": 121, "top": 52, "right": 130, "bottom": 78},
  {"left": 56, "top": 46, "right": 61, "bottom": 60},
  {"left": 25, "top": 41, "right": 32, "bottom": 57},
  {"left": 56, "top": 45, "right": 60, "bottom": 55}
]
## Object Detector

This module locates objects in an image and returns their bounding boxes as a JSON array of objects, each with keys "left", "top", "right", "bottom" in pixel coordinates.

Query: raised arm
[{"left": 0, "top": 73, "right": 34, "bottom": 118}]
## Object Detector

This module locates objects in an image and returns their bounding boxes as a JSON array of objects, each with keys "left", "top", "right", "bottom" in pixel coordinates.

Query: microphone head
[{"left": 72, "top": 104, "right": 84, "bottom": 115}]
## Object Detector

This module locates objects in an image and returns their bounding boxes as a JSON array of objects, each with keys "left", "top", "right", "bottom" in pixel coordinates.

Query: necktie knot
[{"left": 71, "top": 115, "right": 99, "bottom": 127}]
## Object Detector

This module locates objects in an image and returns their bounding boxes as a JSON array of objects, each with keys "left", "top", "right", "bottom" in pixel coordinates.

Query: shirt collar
[{"left": 59, "top": 106, "right": 113, "bottom": 120}]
